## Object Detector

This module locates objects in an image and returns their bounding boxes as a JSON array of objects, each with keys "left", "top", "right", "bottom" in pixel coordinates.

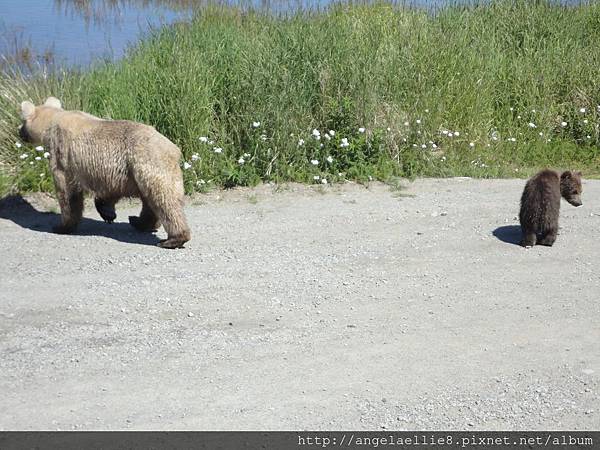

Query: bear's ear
[
  {"left": 44, "top": 97, "right": 62, "bottom": 109},
  {"left": 20, "top": 101, "right": 35, "bottom": 120}
]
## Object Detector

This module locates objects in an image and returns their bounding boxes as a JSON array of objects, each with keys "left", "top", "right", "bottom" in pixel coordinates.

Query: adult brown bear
[{"left": 19, "top": 97, "right": 191, "bottom": 249}]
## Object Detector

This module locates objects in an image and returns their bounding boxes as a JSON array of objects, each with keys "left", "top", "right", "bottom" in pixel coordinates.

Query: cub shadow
[
  {"left": 493, "top": 225, "right": 522, "bottom": 246},
  {"left": 0, "top": 195, "right": 161, "bottom": 247}
]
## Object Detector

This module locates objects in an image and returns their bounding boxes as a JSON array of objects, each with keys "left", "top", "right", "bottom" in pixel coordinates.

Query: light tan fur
[{"left": 19, "top": 97, "right": 191, "bottom": 248}]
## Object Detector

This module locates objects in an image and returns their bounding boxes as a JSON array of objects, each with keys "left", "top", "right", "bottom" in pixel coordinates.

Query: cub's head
[
  {"left": 560, "top": 170, "right": 583, "bottom": 207},
  {"left": 19, "top": 97, "right": 63, "bottom": 144}
]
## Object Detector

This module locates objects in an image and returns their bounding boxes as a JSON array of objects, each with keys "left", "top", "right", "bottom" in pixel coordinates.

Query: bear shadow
[
  {"left": 492, "top": 225, "right": 522, "bottom": 246},
  {"left": 0, "top": 195, "right": 161, "bottom": 247}
]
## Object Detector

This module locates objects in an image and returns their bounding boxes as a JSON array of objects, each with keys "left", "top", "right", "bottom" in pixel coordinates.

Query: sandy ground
[{"left": 0, "top": 178, "right": 598, "bottom": 430}]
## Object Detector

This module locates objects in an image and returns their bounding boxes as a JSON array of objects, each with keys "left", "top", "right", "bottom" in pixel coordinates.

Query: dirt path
[{"left": 0, "top": 178, "right": 598, "bottom": 430}]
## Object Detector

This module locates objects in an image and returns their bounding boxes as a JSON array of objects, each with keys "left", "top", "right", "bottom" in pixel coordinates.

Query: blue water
[
  {"left": 0, "top": 0, "right": 589, "bottom": 70},
  {"left": 0, "top": 0, "right": 190, "bottom": 69}
]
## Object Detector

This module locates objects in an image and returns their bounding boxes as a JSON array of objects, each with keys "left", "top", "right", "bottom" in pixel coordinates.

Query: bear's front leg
[
  {"left": 95, "top": 198, "right": 117, "bottom": 223},
  {"left": 52, "top": 169, "right": 84, "bottom": 234}
]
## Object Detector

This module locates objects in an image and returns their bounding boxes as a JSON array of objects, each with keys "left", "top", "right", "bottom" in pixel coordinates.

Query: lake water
[{"left": 0, "top": 0, "right": 588, "bottom": 71}]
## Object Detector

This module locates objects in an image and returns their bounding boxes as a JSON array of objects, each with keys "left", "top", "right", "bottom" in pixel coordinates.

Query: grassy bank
[{"left": 2, "top": 0, "right": 600, "bottom": 195}]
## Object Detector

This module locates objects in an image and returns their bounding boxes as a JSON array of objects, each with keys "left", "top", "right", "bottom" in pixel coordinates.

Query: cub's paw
[
  {"left": 95, "top": 198, "right": 116, "bottom": 224},
  {"left": 52, "top": 224, "right": 76, "bottom": 234}
]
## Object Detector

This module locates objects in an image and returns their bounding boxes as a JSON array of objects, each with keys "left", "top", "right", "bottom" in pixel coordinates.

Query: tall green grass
[{"left": 2, "top": 0, "right": 600, "bottom": 195}]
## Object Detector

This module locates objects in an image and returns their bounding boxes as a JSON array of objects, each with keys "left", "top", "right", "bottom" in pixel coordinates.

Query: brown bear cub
[
  {"left": 19, "top": 97, "right": 191, "bottom": 249},
  {"left": 519, "top": 169, "right": 582, "bottom": 247}
]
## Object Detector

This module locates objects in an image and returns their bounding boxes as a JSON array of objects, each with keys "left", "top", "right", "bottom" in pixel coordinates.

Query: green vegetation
[{"left": 2, "top": 0, "right": 600, "bottom": 196}]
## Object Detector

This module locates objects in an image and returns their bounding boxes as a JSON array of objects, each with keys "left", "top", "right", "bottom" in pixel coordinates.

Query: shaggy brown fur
[
  {"left": 519, "top": 169, "right": 582, "bottom": 247},
  {"left": 19, "top": 97, "right": 191, "bottom": 248}
]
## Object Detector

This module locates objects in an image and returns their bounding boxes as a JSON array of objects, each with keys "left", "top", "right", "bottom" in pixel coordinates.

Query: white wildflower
[
  {"left": 421, "top": 144, "right": 427, "bottom": 149},
  {"left": 238, "top": 157, "right": 245, "bottom": 165},
  {"left": 191, "top": 153, "right": 199, "bottom": 161},
  {"left": 313, "top": 175, "right": 320, "bottom": 180},
  {"left": 321, "top": 178, "right": 328, "bottom": 185},
  {"left": 404, "top": 121, "right": 409, "bottom": 127},
  {"left": 469, "top": 142, "right": 475, "bottom": 148},
  {"left": 329, "top": 130, "right": 335, "bottom": 136},
  {"left": 340, "top": 138, "right": 349, "bottom": 148},
  {"left": 298, "top": 139, "right": 305, "bottom": 147},
  {"left": 416, "top": 119, "right": 421, "bottom": 125},
  {"left": 183, "top": 162, "right": 192, "bottom": 170},
  {"left": 561, "top": 121, "right": 567, "bottom": 127},
  {"left": 43, "top": 152, "right": 50, "bottom": 158},
  {"left": 35, "top": 156, "right": 42, "bottom": 161},
  {"left": 584, "top": 119, "right": 589, "bottom": 124},
  {"left": 528, "top": 122, "right": 536, "bottom": 128},
  {"left": 454, "top": 131, "right": 460, "bottom": 137},
  {"left": 35, "top": 145, "right": 44, "bottom": 151},
  {"left": 252, "top": 121, "right": 261, "bottom": 128},
  {"left": 580, "top": 108, "right": 586, "bottom": 113},
  {"left": 199, "top": 136, "right": 208, "bottom": 143},
  {"left": 213, "top": 147, "right": 223, "bottom": 153},
  {"left": 243, "top": 153, "right": 251, "bottom": 158},
  {"left": 15, "top": 142, "right": 22, "bottom": 148},
  {"left": 326, "top": 155, "right": 333, "bottom": 163},
  {"left": 358, "top": 127, "right": 365, "bottom": 133},
  {"left": 310, "top": 159, "right": 319, "bottom": 165},
  {"left": 19, "top": 153, "right": 28, "bottom": 159},
  {"left": 312, "top": 129, "right": 321, "bottom": 138}
]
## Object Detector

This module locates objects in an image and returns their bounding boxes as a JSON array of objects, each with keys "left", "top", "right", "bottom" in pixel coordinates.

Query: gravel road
[{"left": 0, "top": 178, "right": 599, "bottom": 430}]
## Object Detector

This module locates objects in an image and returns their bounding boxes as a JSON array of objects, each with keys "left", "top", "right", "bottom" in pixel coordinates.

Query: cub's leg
[
  {"left": 128, "top": 200, "right": 159, "bottom": 232},
  {"left": 520, "top": 227, "right": 537, "bottom": 247},
  {"left": 95, "top": 197, "right": 118, "bottom": 223},
  {"left": 52, "top": 169, "right": 84, "bottom": 234},
  {"left": 538, "top": 228, "right": 557, "bottom": 246}
]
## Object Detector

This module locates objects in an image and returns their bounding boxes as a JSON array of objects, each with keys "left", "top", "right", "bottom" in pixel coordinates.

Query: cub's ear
[
  {"left": 20, "top": 101, "right": 35, "bottom": 120},
  {"left": 44, "top": 97, "right": 62, "bottom": 109}
]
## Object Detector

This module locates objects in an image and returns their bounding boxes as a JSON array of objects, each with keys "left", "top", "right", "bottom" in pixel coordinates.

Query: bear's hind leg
[
  {"left": 156, "top": 203, "right": 191, "bottom": 249},
  {"left": 520, "top": 229, "right": 537, "bottom": 247},
  {"left": 129, "top": 200, "right": 159, "bottom": 232},
  {"left": 52, "top": 170, "right": 84, "bottom": 234},
  {"left": 538, "top": 229, "right": 557, "bottom": 246},
  {"left": 95, "top": 197, "right": 118, "bottom": 224}
]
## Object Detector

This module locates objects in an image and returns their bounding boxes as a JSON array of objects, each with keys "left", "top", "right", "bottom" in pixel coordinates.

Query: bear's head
[
  {"left": 19, "top": 97, "right": 63, "bottom": 145},
  {"left": 560, "top": 170, "right": 583, "bottom": 207}
]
